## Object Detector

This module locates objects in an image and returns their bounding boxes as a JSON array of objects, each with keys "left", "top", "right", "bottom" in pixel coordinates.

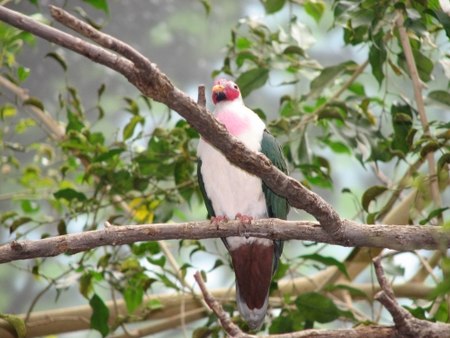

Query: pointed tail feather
[
  {"left": 228, "top": 238, "right": 276, "bottom": 330},
  {"left": 236, "top": 284, "right": 268, "bottom": 330}
]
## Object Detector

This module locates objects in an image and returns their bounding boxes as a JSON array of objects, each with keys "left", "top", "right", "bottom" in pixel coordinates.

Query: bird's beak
[{"left": 212, "top": 84, "right": 226, "bottom": 102}]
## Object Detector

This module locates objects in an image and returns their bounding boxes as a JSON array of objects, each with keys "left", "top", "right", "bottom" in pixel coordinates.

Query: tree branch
[
  {"left": 0, "top": 219, "right": 448, "bottom": 263},
  {"left": 395, "top": 10, "right": 443, "bottom": 225},
  {"left": 0, "top": 5, "right": 344, "bottom": 237},
  {"left": 374, "top": 255, "right": 450, "bottom": 337},
  {"left": 195, "top": 270, "right": 397, "bottom": 338},
  {"left": 0, "top": 272, "right": 433, "bottom": 337}
]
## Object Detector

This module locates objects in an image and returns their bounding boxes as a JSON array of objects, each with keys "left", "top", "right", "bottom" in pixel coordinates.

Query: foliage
[{"left": 0, "top": 0, "right": 449, "bottom": 337}]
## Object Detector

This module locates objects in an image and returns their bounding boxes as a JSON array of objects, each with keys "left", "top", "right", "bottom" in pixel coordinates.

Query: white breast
[{"left": 197, "top": 101, "right": 268, "bottom": 222}]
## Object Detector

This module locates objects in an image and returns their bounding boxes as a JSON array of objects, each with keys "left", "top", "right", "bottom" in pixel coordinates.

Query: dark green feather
[
  {"left": 260, "top": 130, "right": 289, "bottom": 220},
  {"left": 261, "top": 129, "right": 289, "bottom": 273},
  {"left": 197, "top": 159, "right": 215, "bottom": 219}
]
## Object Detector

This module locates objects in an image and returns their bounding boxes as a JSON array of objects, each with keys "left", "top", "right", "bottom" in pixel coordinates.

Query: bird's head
[{"left": 212, "top": 79, "right": 241, "bottom": 104}]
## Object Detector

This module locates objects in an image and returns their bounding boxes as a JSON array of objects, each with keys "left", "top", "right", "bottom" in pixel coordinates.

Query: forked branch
[{"left": 0, "top": 5, "right": 344, "bottom": 237}]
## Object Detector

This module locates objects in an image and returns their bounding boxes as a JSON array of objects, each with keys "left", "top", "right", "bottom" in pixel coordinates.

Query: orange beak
[
  {"left": 212, "top": 84, "right": 225, "bottom": 93},
  {"left": 212, "top": 84, "right": 226, "bottom": 103}
]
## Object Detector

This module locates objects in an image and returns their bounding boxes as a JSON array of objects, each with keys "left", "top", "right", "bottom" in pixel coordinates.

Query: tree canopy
[{"left": 0, "top": 1, "right": 449, "bottom": 337}]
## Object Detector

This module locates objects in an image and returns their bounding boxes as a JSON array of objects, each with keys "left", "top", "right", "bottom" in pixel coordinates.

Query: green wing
[
  {"left": 197, "top": 159, "right": 216, "bottom": 218},
  {"left": 261, "top": 130, "right": 289, "bottom": 273},
  {"left": 261, "top": 130, "right": 289, "bottom": 220}
]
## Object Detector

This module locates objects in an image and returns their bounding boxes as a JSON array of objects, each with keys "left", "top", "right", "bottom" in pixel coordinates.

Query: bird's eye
[{"left": 233, "top": 85, "right": 238, "bottom": 90}]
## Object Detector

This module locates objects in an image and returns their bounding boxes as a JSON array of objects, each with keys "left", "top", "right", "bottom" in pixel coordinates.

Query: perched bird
[{"left": 197, "top": 79, "right": 289, "bottom": 330}]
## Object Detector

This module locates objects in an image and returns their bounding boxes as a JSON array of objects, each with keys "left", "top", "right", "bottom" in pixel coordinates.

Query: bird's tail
[{"left": 229, "top": 239, "right": 276, "bottom": 330}]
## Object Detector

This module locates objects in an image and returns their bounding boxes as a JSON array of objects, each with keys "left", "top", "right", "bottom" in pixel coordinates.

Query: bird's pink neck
[{"left": 216, "top": 110, "right": 249, "bottom": 136}]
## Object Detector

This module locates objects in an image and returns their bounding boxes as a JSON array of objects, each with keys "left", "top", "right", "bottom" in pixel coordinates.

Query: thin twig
[
  {"left": 395, "top": 10, "right": 443, "bottom": 225},
  {"left": 49, "top": 6, "right": 151, "bottom": 70},
  {"left": 194, "top": 271, "right": 246, "bottom": 338}
]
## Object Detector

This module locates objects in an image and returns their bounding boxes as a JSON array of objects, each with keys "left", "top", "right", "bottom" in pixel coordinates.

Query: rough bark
[{"left": 0, "top": 219, "right": 448, "bottom": 263}]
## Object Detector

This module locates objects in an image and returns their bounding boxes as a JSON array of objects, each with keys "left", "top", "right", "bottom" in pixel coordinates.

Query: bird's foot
[
  {"left": 235, "top": 213, "right": 253, "bottom": 238},
  {"left": 210, "top": 215, "right": 228, "bottom": 230}
]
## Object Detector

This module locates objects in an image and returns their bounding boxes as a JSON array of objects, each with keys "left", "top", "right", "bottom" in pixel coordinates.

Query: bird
[{"left": 197, "top": 78, "right": 289, "bottom": 330}]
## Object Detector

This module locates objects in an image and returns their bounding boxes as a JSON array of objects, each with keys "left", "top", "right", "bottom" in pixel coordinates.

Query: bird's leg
[
  {"left": 210, "top": 215, "right": 229, "bottom": 230},
  {"left": 235, "top": 213, "right": 253, "bottom": 238}
]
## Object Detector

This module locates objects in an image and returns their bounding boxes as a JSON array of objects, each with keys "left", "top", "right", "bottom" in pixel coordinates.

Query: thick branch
[
  {"left": 0, "top": 5, "right": 343, "bottom": 237},
  {"left": 0, "top": 219, "right": 448, "bottom": 263}
]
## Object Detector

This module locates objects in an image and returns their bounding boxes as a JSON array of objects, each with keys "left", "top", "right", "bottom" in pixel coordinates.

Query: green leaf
[
  {"left": 209, "top": 258, "right": 224, "bottom": 272},
  {"left": 89, "top": 294, "right": 110, "bottom": 337},
  {"left": 429, "top": 90, "right": 450, "bottom": 107},
  {"left": 0, "top": 104, "right": 17, "bottom": 119},
  {"left": 147, "top": 255, "right": 166, "bottom": 268},
  {"left": 15, "top": 118, "right": 36, "bottom": 134},
  {"left": 123, "top": 97, "right": 140, "bottom": 115},
  {"left": 146, "top": 299, "right": 164, "bottom": 311},
  {"left": 426, "top": 8, "right": 450, "bottom": 39},
  {"left": 131, "top": 241, "right": 161, "bottom": 256},
  {"left": 262, "top": 0, "right": 286, "bottom": 14},
  {"left": 295, "top": 292, "right": 340, "bottom": 323},
  {"left": 83, "top": 0, "right": 109, "bottom": 13},
  {"left": 10, "top": 217, "right": 32, "bottom": 234},
  {"left": 20, "top": 200, "right": 39, "bottom": 213},
  {"left": 155, "top": 272, "right": 179, "bottom": 290},
  {"left": 93, "top": 148, "right": 125, "bottom": 162},
  {"left": 23, "top": 97, "right": 44, "bottom": 111},
  {"left": 419, "top": 207, "right": 449, "bottom": 225},
  {"left": 174, "top": 160, "right": 194, "bottom": 201},
  {"left": 236, "top": 37, "right": 252, "bottom": 50},
  {"left": 124, "top": 286, "right": 144, "bottom": 313},
  {"left": 305, "top": 0, "right": 325, "bottom": 22},
  {"left": 269, "top": 309, "right": 303, "bottom": 333},
  {"left": 348, "top": 82, "right": 366, "bottom": 96},
  {"left": 0, "top": 314, "right": 26, "bottom": 338},
  {"left": 45, "top": 52, "right": 67, "bottom": 71},
  {"left": 438, "top": 153, "right": 450, "bottom": 173},
  {"left": 283, "top": 45, "right": 305, "bottom": 56},
  {"left": 17, "top": 66, "right": 30, "bottom": 81},
  {"left": 199, "top": 0, "right": 211, "bottom": 15},
  {"left": 123, "top": 115, "right": 144, "bottom": 141},
  {"left": 300, "top": 253, "right": 349, "bottom": 279},
  {"left": 79, "top": 272, "right": 94, "bottom": 298},
  {"left": 321, "top": 139, "right": 351, "bottom": 155},
  {"left": 66, "top": 110, "right": 85, "bottom": 132},
  {"left": 420, "top": 141, "right": 440, "bottom": 158},
  {"left": 369, "top": 31, "right": 387, "bottom": 85},
  {"left": 391, "top": 104, "right": 413, "bottom": 154},
  {"left": 398, "top": 48, "right": 434, "bottom": 83},
  {"left": 57, "top": 220, "right": 67, "bottom": 236},
  {"left": 53, "top": 188, "right": 87, "bottom": 202},
  {"left": 361, "top": 185, "right": 388, "bottom": 212},
  {"left": 309, "top": 61, "right": 355, "bottom": 99},
  {"left": 430, "top": 279, "right": 450, "bottom": 299},
  {"left": 236, "top": 68, "right": 269, "bottom": 98},
  {"left": 433, "top": 301, "right": 449, "bottom": 323}
]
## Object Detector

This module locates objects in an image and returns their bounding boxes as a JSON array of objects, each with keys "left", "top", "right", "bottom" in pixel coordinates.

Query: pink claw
[
  {"left": 210, "top": 215, "right": 228, "bottom": 230},
  {"left": 235, "top": 213, "right": 253, "bottom": 238},
  {"left": 235, "top": 213, "right": 253, "bottom": 224}
]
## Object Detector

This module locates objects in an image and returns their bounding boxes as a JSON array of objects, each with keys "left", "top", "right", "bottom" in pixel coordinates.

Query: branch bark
[
  {"left": 0, "top": 5, "right": 344, "bottom": 238},
  {"left": 0, "top": 219, "right": 448, "bottom": 264},
  {"left": 374, "top": 255, "right": 450, "bottom": 338},
  {"left": 395, "top": 10, "right": 443, "bottom": 225},
  {"left": 195, "top": 270, "right": 396, "bottom": 338}
]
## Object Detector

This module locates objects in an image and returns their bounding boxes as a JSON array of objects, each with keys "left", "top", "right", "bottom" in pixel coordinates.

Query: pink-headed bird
[{"left": 197, "top": 79, "right": 289, "bottom": 329}]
